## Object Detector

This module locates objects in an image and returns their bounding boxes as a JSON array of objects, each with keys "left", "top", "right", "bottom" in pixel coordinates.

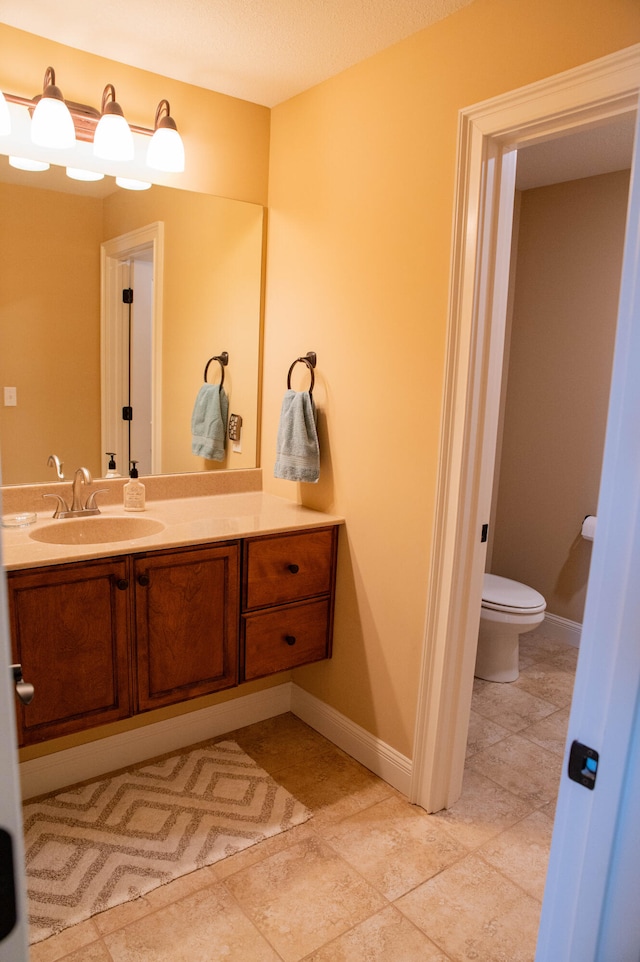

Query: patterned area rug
[{"left": 23, "top": 740, "right": 311, "bottom": 945}]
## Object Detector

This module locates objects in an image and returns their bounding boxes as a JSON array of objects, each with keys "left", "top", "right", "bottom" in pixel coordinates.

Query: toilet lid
[{"left": 482, "top": 573, "right": 546, "bottom": 614}]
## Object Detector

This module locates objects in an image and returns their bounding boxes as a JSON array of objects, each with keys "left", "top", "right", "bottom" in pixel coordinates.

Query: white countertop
[{"left": 1, "top": 491, "right": 344, "bottom": 571}]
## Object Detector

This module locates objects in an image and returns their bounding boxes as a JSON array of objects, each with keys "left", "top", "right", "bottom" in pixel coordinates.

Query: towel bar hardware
[
  {"left": 287, "top": 352, "right": 316, "bottom": 395},
  {"left": 203, "top": 351, "right": 229, "bottom": 388}
]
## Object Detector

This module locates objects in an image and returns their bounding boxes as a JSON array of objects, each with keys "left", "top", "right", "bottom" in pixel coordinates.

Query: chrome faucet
[{"left": 43, "top": 466, "right": 107, "bottom": 519}]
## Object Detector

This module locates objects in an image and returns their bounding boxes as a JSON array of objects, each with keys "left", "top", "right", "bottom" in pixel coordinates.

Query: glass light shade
[
  {"left": 93, "top": 112, "right": 134, "bottom": 161},
  {"left": 115, "top": 176, "right": 151, "bottom": 191},
  {"left": 66, "top": 167, "right": 105, "bottom": 182},
  {"left": 147, "top": 127, "right": 185, "bottom": 172},
  {"left": 9, "top": 156, "right": 50, "bottom": 172},
  {"left": 0, "top": 91, "right": 10, "bottom": 136},
  {"left": 31, "top": 96, "right": 76, "bottom": 149}
]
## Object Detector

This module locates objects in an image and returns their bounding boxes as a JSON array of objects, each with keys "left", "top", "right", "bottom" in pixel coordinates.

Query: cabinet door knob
[
  {"left": 284, "top": 635, "right": 296, "bottom": 646},
  {"left": 287, "top": 564, "right": 299, "bottom": 574},
  {"left": 116, "top": 579, "right": 129, "bottom": 591},
  {"left": 138, "top": 573, "right": 150, "bottom": 587}
]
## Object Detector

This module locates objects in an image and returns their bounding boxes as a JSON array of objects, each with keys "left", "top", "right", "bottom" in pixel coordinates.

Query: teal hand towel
[
  {"left": 274, "top": 389, "right": 320, "bottom": 483},
  {"left": 191, "top": 384, "right": 229, "bottom": 461}
]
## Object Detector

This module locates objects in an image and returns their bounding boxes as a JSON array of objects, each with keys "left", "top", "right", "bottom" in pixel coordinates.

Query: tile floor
[{"left": 29, "top": 624, "right": 577, "bottom": 962}]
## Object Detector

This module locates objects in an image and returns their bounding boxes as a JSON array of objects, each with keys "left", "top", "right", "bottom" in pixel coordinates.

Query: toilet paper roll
[{"left": 581, "top": 515, "right": 597, "bottom": 541}]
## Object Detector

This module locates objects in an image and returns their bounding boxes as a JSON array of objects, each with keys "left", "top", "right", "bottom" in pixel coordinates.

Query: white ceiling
[{"left": 0, "top": 0, "right": 475, "bottom": 107}]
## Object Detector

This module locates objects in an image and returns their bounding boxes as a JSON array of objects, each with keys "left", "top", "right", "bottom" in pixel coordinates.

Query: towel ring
[
  {"left": 203, "top": 351, "right": 229, "bottom": 388},
  {"left": 287, "top": 352, "right": 316, "bottom": 396}
]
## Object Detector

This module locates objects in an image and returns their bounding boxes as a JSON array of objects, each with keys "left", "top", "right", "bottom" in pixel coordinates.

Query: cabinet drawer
[
  {"left": 243, "top": 528, "right": 336, "bottom": 610},
  {"left": 242, "top": 598, "right": 332, "bottom": 680}
]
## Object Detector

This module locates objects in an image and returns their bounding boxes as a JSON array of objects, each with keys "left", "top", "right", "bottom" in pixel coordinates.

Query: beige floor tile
[
  {"left": 228, "top": 713, "right": 338, "bottom": 776},
  {"left": 545, "top": 643, "right": 580, "bottom": 672},
  {"left": 522, "top": 707, "right": 570, "bottom": 756},
  {"left": 471, "top": 679, "right": 557, "bottom": 733},
  {"left": 322, "top": 794, "right": 468, "bottom": 899},
  {"left": 519, "top": 627, "right": 574, "bottom": 659},
  {"left": 273, "top": 749, "right": 394, "bottom": 827},
  {"left": 29, "top": 919, "right": 101, "bottom": 962},
  {"left": 465, "top": 708, "right": 510, "bottom": 757},
  {"left": 41, "top": 942, "right": 112, "bottom": 962},
  {"left": 466, "top": 733, "right": 562, "bottom": 806},
  {"left": 304, "top": 905, "right": 451, "bottom": 961},
  {"left": 396, "top": 852, "right": 541, "bottom": 962},
  {"left": 224, "top": 835, "right": 386, "bottom": 962},
  {"left": 103, "top": 883, "right": 281, "bottom": 962},
  {"left": 513, "top": 661, "right": 576, "bottom": 708},
  {"left": 477, "top": 809, "right": 554, "bottom": 900},
  {"left": 431, "top": 768, "right": 536, "bottom": 849}
]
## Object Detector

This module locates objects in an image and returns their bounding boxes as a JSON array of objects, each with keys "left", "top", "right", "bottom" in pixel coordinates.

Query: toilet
[{"left": 475, "top": 573, "right": 546, "bottom": 682}]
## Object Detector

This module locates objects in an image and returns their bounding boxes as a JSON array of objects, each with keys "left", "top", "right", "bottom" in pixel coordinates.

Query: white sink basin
[{"left": 29, "top": 516, "right": 165, "bottom": 545}]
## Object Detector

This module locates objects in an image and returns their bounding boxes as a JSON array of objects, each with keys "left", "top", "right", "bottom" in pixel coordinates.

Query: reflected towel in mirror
[
  {"left": 191, "top": 384, "right": 229, "bottom": 461},
  {"left": 274, "top": 390, "right": 320, "bottom": 483}
]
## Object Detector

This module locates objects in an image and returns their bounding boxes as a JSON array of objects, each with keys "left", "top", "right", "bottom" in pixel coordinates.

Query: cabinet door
[
  {"left": 8, "top": 558, "right": 132, "bottom": 746},
  {"left": 134, "top": 543, "right": 239, "bottom": 711}
]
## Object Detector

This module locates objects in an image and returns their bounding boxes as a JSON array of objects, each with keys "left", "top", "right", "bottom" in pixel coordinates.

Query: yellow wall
[
  {"left": 491, "top": 171, "right": 629, "bottom": 624},
  {"left": 0, "top": 23, "right": 270, "bottom": 205},
  {"left": 0, "top": 183, "right": 103, "bottom": 483},
  {"left": 264, "top": 0, "right": 640, "bottom": 757}
]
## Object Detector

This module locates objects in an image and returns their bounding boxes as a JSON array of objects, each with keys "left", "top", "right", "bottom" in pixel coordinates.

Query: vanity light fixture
[
  {"left": 30, "top": 67, "right": 76, "bottom": 149},
  {"left": 0, "top": 66, "right": 185, "bottom": 177},
  {"left": 93, "top": 84, "right": 134, "bottom": 161},
  {"left": 66, "top": 167, "right": 105, "bottom": 182},
  {"left": 9, "top": 156, "right": 50, "bottom": 172},
  {"left": 147, "top": 100, "right": 185, "bottom": 172},
  {"left": 115, "top": 176, "right": 152, "bottom": 191}
]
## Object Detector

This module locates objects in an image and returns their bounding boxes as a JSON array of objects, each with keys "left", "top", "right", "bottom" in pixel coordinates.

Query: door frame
[
  {"left": 410, "top": 44, "right": 640, "bottom": 813},
  {"left": 101, "top": 222, "right": 164, "bottom": 476}
]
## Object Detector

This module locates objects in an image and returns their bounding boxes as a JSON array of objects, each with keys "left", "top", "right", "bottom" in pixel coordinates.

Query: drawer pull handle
[
  {"left": 287, "top": 564, "right": 300, "bottom": 574},
  {"left": 284, "top": 635, "right": 296, "bottom": 646},
  {"left": 138, "top": 573, "right": 150, "bottom": 587},
  {"left": 116, "top": 579, "right": 129, "bottom": 591}
]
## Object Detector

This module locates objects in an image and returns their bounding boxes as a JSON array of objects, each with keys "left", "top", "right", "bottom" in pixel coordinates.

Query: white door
[
  {"left": 535, "top": 104, "right": 640, "bottom": 962},
  {"left": 0, "top": 494, "right": 29, "bottom": 960}
]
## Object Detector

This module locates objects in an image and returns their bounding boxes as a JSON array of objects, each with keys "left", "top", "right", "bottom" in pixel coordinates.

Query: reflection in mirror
[{"left": 0, "top": 157, "right": 263, "bottom": 485}]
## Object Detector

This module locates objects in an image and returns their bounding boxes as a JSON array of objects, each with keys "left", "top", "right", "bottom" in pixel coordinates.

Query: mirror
[{"left": 0, "top": 157, "right": 263, "bottom": 485}]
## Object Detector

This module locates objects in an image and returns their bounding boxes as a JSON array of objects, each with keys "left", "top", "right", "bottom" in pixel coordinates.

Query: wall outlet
[{"left": 4, "top": 387, "right": 17, "bottom": 407}]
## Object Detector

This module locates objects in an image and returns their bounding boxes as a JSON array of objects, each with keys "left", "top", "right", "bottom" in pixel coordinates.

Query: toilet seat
[{"left": 482, "top": 573, "right": 546, "bottom": 615}]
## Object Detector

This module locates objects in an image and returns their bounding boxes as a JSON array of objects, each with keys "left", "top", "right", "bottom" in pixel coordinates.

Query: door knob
[{"left": 11, "top": 664, "right": 34, "bottom": 706}]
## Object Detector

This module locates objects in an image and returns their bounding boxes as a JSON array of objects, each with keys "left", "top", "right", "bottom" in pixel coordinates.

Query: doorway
[
  {"left": 101, "top": 222, "right": 164, "bottom": 477},
  {"left": 410, "top": 45, "right": 640, "bottom": 814}
]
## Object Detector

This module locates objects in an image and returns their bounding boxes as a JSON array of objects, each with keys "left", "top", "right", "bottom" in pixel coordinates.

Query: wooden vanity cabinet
[
  {"left": 8, "top": 525, "right": 337, "bottom": 746},
  {"left": 240, "top": 527, "right": 338, "bottom": 681},
  {"left": 133, "top": 542, "right": 239, "bottom": 712},
  {"left": 7, "top": 557, "right": 133, "bottom": 746}
]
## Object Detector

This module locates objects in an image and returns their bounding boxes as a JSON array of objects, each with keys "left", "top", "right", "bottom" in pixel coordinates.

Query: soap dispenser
[
  {"left": 105, "top": 453, "right": 121, "bottom": 478},
  {"left": 123, "top": 461, "right": 146, "bottom": 512}
]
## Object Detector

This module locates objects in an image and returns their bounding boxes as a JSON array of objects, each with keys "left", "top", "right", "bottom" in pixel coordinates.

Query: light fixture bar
[{"left": 1, "top": 69, "right": 182, "bottom": 153}]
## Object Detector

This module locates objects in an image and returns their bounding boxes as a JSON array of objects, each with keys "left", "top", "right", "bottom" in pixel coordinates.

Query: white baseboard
[
  {"left": 20, "top": 681, "right": 413, "bottom": 802},
  {"left": 20, "top": 684, "right": 291, "bottom": 800},
  {"left": 544, "top": 612, "right": 582, "bottom": 648},
  {"left": 290, "top": 685, "right": 412, "bottom": 797}
]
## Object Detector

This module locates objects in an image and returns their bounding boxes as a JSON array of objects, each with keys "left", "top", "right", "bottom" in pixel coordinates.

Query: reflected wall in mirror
[{"left": 0, "top": 159, "right": 263, "bottom": 485}]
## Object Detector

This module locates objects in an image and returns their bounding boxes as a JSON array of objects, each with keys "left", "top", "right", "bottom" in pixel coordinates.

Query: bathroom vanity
[{"left": 2, "top": 471, "right": 342, "bottom": 748}]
